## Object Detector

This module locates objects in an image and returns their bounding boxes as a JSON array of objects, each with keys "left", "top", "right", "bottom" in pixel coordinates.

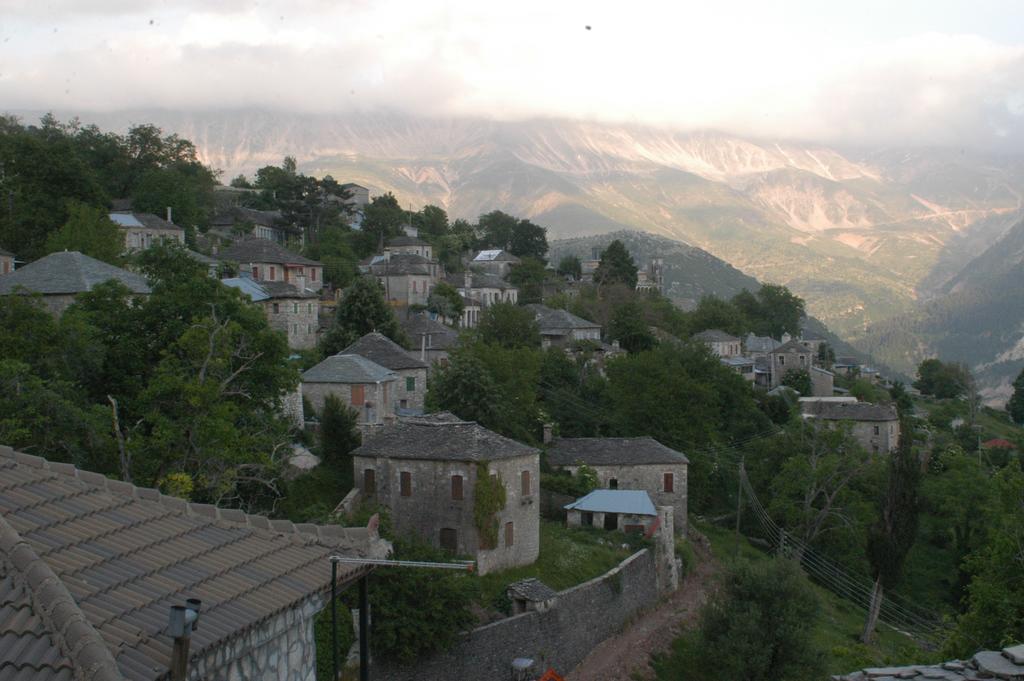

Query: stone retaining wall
[{"left": 374, "top": 548, "right": 660, "bottom": 680}]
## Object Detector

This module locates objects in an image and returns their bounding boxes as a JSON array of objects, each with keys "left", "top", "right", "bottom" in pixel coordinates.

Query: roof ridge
[
  {"left": 0, "top": 446, "right": 375, "bottom": 548},
  {"left": 0, "top": 513, "right": 125, "bottom": 681}
]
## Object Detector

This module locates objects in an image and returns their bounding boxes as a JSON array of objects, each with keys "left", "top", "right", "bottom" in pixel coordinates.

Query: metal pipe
[
  {"left": 359, "top": 575, "right": 369, "bottom": 681},
  {"left": 329, "top": 556, "right": 475, "bottom": 571}
]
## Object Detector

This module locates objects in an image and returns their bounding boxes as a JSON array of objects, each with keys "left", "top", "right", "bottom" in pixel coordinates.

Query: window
[
  {"left": 351, "top": 385, "right": 365, "bottom": 406},
  {"left": 293, "top": 303, "right": 299, "bottom": 314},
  {"left": 252, "top": 266, "right": 260, "bottom": 279},
  {"left": 581, "top": 511, "right": 594, "bottom": 527},
  {"left": 400, "top": 399, "right": 407, "bottom": 408},
  {"left": 608, "top": 478, "right": 618, "bottom": 490},
  {"left": 521, "top": 470, "right": 531, "bottom": 496},
  {"left": 440, "top": 528, "right": 458, "bottom": 552},
  {"left": 292, "top": 324, "right": 298, "bottom": 335},
  {"left": 308, "top": 303, "right": 313, "bottom": 313},
  {"left": 400, "top": 471, "right": 411, "bottom": 497},
  {"left": 873, "top": 425, "right": 880, "bottom": 435},
  {"left": 779, "top": 355, "right": 785, "bottom": 365},
  {"left": 505, "top": 522, "right": 514, "bottom": 547},
  {"left": 664, "top": 472, "right": 674, "bottom": 493},
  {"left": 272, "top": 303, "right": 279, "bottom": 314},
  {"left": 311, "top": 269, "right": 317, "bottom": 281},
  {"left": 363, "top": 468, "right": 376, "bottom": 494},
  {"left": 412, "top": 280, "right": 418, "bottom": 293},
  {"left": 307, "top": 324, "right": 313, "bottom": 334},
  {"left": 406, "top": 376, "right": 416, "bottom": 392},
  {"left": 451, "top": 475, "right": 464, "bottom": 500},
  {"left": 269, "top": 266, "right": 276, "bottom": 280}
]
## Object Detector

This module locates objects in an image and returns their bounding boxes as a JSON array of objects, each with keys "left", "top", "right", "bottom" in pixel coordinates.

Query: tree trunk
[
  {"left": 108, "top": 395, "right": 132, "bottom": 483},
  {"left": 861, "top": 576, "right": 884, "bottom": 643}
]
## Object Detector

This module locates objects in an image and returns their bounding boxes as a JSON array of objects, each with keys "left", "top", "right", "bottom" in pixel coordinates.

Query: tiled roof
[
  {"left": 445, "top": 272, "right": 517, "bottom": 290},
  {"left": 564, "top": 490, "right": 657, "bottom": 516},
  {"left": 217, "top": 238, "right": 321, "bottom": 267},
  {"left": 341, "top": 332, "right": 428, "bottom": 371},
  {"left": 527, "top": 305, "right": 601, "bottom": 332},
  {"left": 802, "top": 401, "right": 899, "bottom": 422},
  {"left": 185, "top": 249, "right": 218, "bottom": 266},
  {"left": 745, "top": 334, "right": 779, "bottom": 353},
  {"left": 473, "top": 249, "right": 520, "bottom": 263},
  {"left": 773, "top": 339, "right": 811, "bottom": 354},
  {"left": 693, "top": 329, "right": 740, "bottom": 343},
  {"left": 0, "top": 445, "right": 387, "bottom": 681},
  {"left": 398, "top": 314, "right": 460, "bottom": 351},
  {"left": 387, "top": 236, "right": 429, "bottom": 247},
  {"left": 221, "top": 277, "right": 270, "bottom": 302},
  {"left": 260, "top": 281, "right": 318, "bottom": 299},
  {"left": 721, "top": 356, "right": 755, "bottom": 367},
  {"left": 353, "top": 412, "right": 538, "bottom": 462},
  {"left": 0, "top": 251, "right": 151, "bottom": 296},
  {"left": 370, "top": 254, "right": 432, "bottom": 276},
  {"left": 302, "top": 354, "right": 397, "bottom": 384},
  {"left": 108, "top": 211, "right": 182, "bottom": 232},
  {"left": 547, "top": 437, "right": 688, "bottom": 466},
  {"left": 507, "top": 578, "right": 557, "bottom": 603},
  {"left": 834, "top": 645, "right": 1024, "bottom": 681}
]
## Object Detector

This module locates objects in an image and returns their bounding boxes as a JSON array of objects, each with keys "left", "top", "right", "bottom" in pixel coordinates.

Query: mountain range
[{"left": 21, "top": 109, "right": 1024, "bottom": 400}]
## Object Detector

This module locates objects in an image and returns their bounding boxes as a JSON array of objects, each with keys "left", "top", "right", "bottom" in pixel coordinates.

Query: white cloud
[{"left": 0, "top": 1, "right": 1022, "bottom": 150}]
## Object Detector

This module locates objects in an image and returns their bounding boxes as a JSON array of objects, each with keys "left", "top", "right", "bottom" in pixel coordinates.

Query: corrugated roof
[
  {"left": 547, "top": 437, "right": 688, "bottom": 466},
  {"left": 564, "top": 490, "right": 657, "bottom": 516},
  {"left": 0, "top": 251, "right": 151, "bottom": 296},
  {"left": 341, "top": 332, "right": 427, "bottom": 371},
  {"left": 0, "top": 445, "right": 387, "bottom": 681},
  {"left": 473, "top": 250, "right": 519, "bottom": 263},
  {"left": 353, "top": 412, "right": 538, "bottom": 462},
  {"left": 221, "top": 277, "right": 270, "bottom": 301},
  {"left": 302, "top": 354, "right": 397, "bottom": 384},
  {"left": 217, "top": 238, "right": 321, "bottom": 267}
]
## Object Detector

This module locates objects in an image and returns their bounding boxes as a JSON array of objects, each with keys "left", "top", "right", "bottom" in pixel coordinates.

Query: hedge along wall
[{"left": 373, "top": 548, "right": 660, "bottom": 680}]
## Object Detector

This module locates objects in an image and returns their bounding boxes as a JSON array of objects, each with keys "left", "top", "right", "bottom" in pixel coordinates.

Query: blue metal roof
[
  {"left": 564, "top": 490, "right": 657, "bottom": 516},
  {"left": 221, "top": 277, "right": 270, "bottom": 301}
]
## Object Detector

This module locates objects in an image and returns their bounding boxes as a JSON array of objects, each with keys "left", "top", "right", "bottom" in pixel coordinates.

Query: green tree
[
  {"left": 690, "top": 296, "right": 748, "bottom": 337},
  {"left": 413, "top": 204, "right": 449, "bottom": 238},
  {"left": 754, "top": 284, "right": 805, "bottom": 339},
  {"left": 426, "top": 352, "right": 503, "bottom": 428},
  {"left": 44, "top": 202, "right": 124, "bottom": 264},
  {"left": 477, "top": 211, "right": 548, "bottom": 260},
  {"left": 594, "top": 239, "right": 638, "bottom": 289},
  {"left": 656, "top": 558, "right": 823, "bottom": 681},
  {"left": 556, "top": 254, "right": 582, "bottom": 280},
  {"left": 914, "top": 358, "right": 968, "bottom": 399},
  {"left": 476, "top": 302, "right": 540, "bottom": 349},
  {"left": 862, "top": 421, "right": 921, "bottom": 642},
  {"left": 426, "top": 281, "right": 464, "bottom": 322},
  {"left": 507, "top": 257, "right": 548, "bottom": 305},
  {"left": 1008, "top": 367, "right": 1024, "bottom": 424},
  {"left": 358, "top": 193, "right": 407, "bottom": 254},
  {"left": 608, "top": 302, "right": 656, "bottom": 353},
  {"left": 321, "top": 276, "right": 408, "bottom": 355},
  {"left": 319, "top": 394, "right": 361, "bottom": 491},
  {"left": 781, "top": 369, "right": 812, "bottom": 395}
]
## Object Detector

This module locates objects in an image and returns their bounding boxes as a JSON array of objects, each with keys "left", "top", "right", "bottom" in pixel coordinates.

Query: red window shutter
[
  {"left": 351, "top": 385, "right": 365, "bottom": 406},
  {"left": 452, "top": 475, "right": 464, "bottom": 500},
  {"left": 521, "top": 470, "right": 531, "bottom": 496},
  {"left": 505, "top": 522, "right": 514, "bottom": 547},
  {"left": 663, "top": 472, "right": 674, "bottom": 493},
  {"left": 400, "top": 471, "right": 411, "bottom": 497},
  {"left": 364, "top": 469, "right": 376, "bottom": 494}
]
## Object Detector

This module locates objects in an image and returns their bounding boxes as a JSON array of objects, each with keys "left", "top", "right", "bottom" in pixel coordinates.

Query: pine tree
[{"left": 1008, "top": 368, "right": 1024, "bottom": 424}]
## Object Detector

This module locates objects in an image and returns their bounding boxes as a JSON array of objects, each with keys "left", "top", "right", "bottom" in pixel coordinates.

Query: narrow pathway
[{"left": 568, "top": 536, "right": 719, "bottom": 681}]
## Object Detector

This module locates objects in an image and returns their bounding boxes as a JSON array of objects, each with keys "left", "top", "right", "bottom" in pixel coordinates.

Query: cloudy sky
[{"left": 2, "top": 0, "right": 1023, "bottom": 150}]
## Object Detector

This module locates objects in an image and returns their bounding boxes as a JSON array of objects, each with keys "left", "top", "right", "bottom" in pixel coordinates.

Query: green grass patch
[
  {"left": 692, "top": 519, "right": 939, "bottom": 677},
  {"left": 475, "top": 520, "right": 644, "bottom": 611}
]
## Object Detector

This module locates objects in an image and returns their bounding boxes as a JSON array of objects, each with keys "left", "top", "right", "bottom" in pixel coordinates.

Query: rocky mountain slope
[{"left": 41, "top": 109, "right": 1023, "bottom": 340}]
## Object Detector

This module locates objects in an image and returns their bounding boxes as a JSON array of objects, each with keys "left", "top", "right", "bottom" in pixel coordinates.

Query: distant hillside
[
  {"left": 859, "top": 219, "right": 1024, "bottom": 403},
  {"left": 19, "top": 109, "right": 1023, "bottom": 342}
]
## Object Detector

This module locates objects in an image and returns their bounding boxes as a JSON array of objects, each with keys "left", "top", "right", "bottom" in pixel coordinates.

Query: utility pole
[{"left": 734, "top": 460, "right": 745, "bottom": 560}]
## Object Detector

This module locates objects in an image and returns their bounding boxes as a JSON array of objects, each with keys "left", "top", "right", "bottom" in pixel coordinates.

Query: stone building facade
[
  {"left": 352, "top": 412, "right": 541, "bottom": 575},
  {"left": 340, "top": 332, "right": 429, "bottom": 413},
  {"left": 547, "top": 437, "right": 689, "bottom": 534},
  {"left": 301, "top": 354, "right": 397, "bottom": 426},
  {"left": 218, "top": 238, "right": 324, "bottom": 292},
  {"left": 471, "top": 249, "right": 521, "bottom": 278},
  {"left": 693, "top": 329, "right": 742, "bottom": 358},
  {"left": 446, "top": 272, "right": 518, "bottom": 307},
  {"left": 769, "top": 339, "right": 814, "bottom": 388},
  {"left": 222, "top": 277, "right": 320, "bottom": 350},
  {"left": 0, "top": 247, "right": 14, "bottom": 275},
  {"left": 801, "top": 401, "right": 901, "bottom": 453},
  {"left": 109, "top": 210, "right": 186, "bottom": 252},
  {"left": 368, "top": 254, "right": 437, "bottom": 307}
]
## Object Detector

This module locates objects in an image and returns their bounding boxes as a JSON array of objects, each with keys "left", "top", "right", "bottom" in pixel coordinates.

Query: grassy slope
[{"left": 690, "top": 521, "right": 933, "bottom": 677}]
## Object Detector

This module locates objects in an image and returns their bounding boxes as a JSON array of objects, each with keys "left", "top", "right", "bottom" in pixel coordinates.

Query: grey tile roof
[
  {"left": 694, "top": 329, "right": 740, "bottom": 343},
  {"left": 834, "top": 645, "right": 1024, "bottom": 681},
  {"left": 721, "top": 356, "right": 755, "bottom": 367},
  {"left": 506, "top": 578, "right": 557, "bottom": 602},
  {"left": 398, "top": 314, "right": 460, "bottom": 351},
  {"left": 211, "top": 207, "right": 283, "bottom": 228},
  {"left": 0, "top": 251, "right": 151, "bottom": 296},
  {"left": 387, "top": 236, "right": 429, "bottom": 247},
  {"left": 108, "top": 211, "right": 182, "bottom": 232},
  {"left": 773, "top": 339, "right": 811, "bottom": 354},
  {"left": 445, "top": 272, "right": 517, "bottom": 290},
  {"left": 527, "top": 305, "right": 601, "bottom": 332},
  {"left": 342, "top": 332, "right": 428, "bottom": 370},
  {"left": 802, "top": 401, "right": 899, "bottom": 422},
  {"left": 185, "top": 249, "right": 218, "bottom": 266},
  {"left": 353, "top": 412, "right": 538, "bottom": 462},
  {"left": 547, "top": 437, "right": 689, "bottom": 466},
  {"left": 221, "top": 277, "right": 270, "bottom": 302},
  {"left": 302, "top": 354, "right": 397, "bottom": 384},
  {"left": 0, "top": 445, "right": 387, "bottom": 681},
  {"left": 260, "top": 280, "right": 318, "bottom": 299},
  {"left": 745, "top": 333, "right": 780, "bottom": 353},
  {"left": 370, "top": 254, "right": 432, "bottom": 276},
  {"left": 564, "top": 490, "right": 657, "bottom": 516},
  {"left": 217, "top": 238, "right": 321, "bottom": 267}
]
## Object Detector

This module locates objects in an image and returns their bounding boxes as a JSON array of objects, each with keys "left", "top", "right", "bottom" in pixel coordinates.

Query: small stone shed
[
  {"left": 352, "top": 412, "right": 540, "bottom": 575},
  {"left": 506, "top": 578, "right": 558, "bottom": 615},
  {"left": 341, "top": 331, "right": 429, "bottom": 413},
  {"left": 565, "top": 489, "right": 659, "bottom": 535},
  {"left": 0, "top": 445, "right": 389, "bottom": 681},
  {"left": 546, "top": 437, "right": 688, "bottom": 534}
]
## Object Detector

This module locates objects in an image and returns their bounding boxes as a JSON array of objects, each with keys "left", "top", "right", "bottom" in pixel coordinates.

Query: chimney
[
  {"left": 464, "top": 271, "right": 472, "bottom": 292},
  {"left": 542, "top": 423, "right": 553, "bottom": 444},
  {"left": 166, "top": 206, "right": 173, "bottom": 223}
]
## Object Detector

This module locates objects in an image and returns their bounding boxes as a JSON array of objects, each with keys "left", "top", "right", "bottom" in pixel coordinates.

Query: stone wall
[
  {"left": 301, "top": 380, "right": 394, "bottom": 425},
  {"left": 562, "top": 462, "right": 688, "bottom": 535},
  {"left": 392, "top": 367, "right": 427, "bottom": 412},
  {"left": 264, "top": 298, "right": 319, "bottom": 350},
  {"left": 374, "top": 549, "right": 660, "bottom": 681},
  {"left": 189, "top": 593, "right": 323, "bottom": 681}
]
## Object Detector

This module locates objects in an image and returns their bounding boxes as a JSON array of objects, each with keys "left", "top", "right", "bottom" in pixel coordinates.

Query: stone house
[
  {"left": 0, "top": 251, "right": 151, "bottom": 315},
  {"left": 810, "top": 365, "right": 835, "bottom": 397},
  {"left": 526, "top": 304, "right": 602, "bottom": 348},
  {"left": 368, "top": 253, "right": 437, "bottom": 307},
  {"left": 218, "top": 238, "right": 324, "bottom": 292},
  {"left": 565, "top": 489, "right": 660, "bottom": 534},
  {"left": 459, "top": 295, "right": 482, "bottom": 328},
  {"left": 798, "top": 330, "right": 828, "bottom": 357},
  {"left": 546, "top": 437, "right": 688, "bottom": 534},
  {"left": 769, "top": 339, "right": 814, "bottom": 388},
  {"left": 352, "top": 412, "right": 540, "bottom": 575},
  {"left": 108, "top": 210, "right": 186, "bottom": 252},
  {"left": 801, "top": 401, "right": 901, "bottom": 453},
  {"left": 472, "top": 249, "right": 521, "bottom": 278},
  {"left": 387, "top": 235, "right": 434, "bottom": 260},
  {"left": 0, "top": 444, "right": 389, "bottom": 681},
  {"left": 744, "top": 333, "right": 779, "bottom": 360},
  {"left": 301, "top": 354, "right": 397, "bottom": 426},
  {"left": 446, "top": 272, "right": 518, "bottom": 307},
  {"left": 693, "top": 329, "right": 742, "bottom": 358},
  {"left": 721, "top": 355, "right": 756, "bottom": 383},
  {"left": 222, "top": 277, "right": 320, "bottom": 350},
  {"left": 210, "top": 207, "right": 295, "bottom": 244},
  {"left": 0, "top": 247, "right": 14, "bottom": 275},
  {"left": 399, "top": 312, "right": 460, "bottom": 365},
  {"left": 506, "top": 578, "right": 558, "bottom": 615},
  {"left": 341, "top": 331, "right": 429, "bottom": 413}
]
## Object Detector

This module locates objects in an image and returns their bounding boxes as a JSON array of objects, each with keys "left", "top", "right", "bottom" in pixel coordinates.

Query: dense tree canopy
[
  {"left": 320, "top": 276, "right": 408, "bottom": 355},
  {"left": 476, "top": 210, "right": 548, "bottom": 260},
  {"left": 914, "top": 358, "right": 969, "bottom": 399},
  {"left": 594, "top": 239, "right": 638, "bottom": 289},
  {"left": 44, "top": 202, "right": 124, "bottom": 264}
]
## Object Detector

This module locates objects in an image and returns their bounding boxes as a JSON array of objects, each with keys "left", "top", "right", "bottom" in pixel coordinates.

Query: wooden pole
[
  {"left": 359, "top": 575, "right": 370, "bottom": 681},
  {"left": 169, "top": 636, "right": 190, "bottom": 681}
]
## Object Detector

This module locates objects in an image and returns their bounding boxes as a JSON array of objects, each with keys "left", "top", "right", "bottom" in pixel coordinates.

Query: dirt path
[{"left": 568, "top": 536, "right": 719, "bottom": 681}]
